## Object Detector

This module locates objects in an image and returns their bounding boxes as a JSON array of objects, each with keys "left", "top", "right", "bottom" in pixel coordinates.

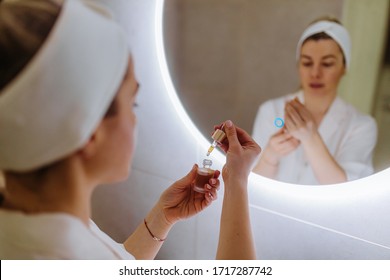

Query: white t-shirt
[
  {"left": 252, "top": 91, "right": 377, "bottom": 185},
  {"left": 0, "top": 209, "right": 135, "bottom": 260}
]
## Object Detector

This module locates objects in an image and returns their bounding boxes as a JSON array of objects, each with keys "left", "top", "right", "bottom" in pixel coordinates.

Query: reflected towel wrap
[{"left": 296, "top": 20, "right": 351, "bottom": 70}]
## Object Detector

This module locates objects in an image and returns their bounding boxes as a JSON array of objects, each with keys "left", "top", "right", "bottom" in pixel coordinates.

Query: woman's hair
[{"left": 0, "top": 0, "right": 62, "bottom": 92}]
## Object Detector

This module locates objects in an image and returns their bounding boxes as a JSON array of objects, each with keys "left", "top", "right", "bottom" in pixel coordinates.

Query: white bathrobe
[
  {"left": 252, "top": 91, "right": 377, "bottom": 185},
  {"left": 0, "top": 209, "right": 134, "bottom": 260}
]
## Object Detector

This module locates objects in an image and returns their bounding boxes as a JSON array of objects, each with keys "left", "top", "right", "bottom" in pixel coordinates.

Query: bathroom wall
[{"left": 90, "top": 0, "right": 390, "bottom": 259}]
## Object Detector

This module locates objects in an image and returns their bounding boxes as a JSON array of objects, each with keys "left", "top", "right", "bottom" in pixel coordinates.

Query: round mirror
[{"left": 163, "top": 0, "right": 390, "bottom": 185}]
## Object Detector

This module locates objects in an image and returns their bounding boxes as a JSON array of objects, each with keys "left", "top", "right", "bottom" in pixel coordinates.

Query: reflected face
[
  {"left": 100, "top": 57, "right": 139, "bottom": 182},
  {"left": 299, "top": 39, "right": 345, "bottom": 97}
]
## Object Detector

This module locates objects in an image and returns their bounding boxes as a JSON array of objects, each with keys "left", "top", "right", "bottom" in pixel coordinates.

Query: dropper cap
[
  {"left": 206, "top": 127, "right": 226, "bottom": 156},
  {"left": 211, "top": 128, "right": 226, "bottom": 144}
]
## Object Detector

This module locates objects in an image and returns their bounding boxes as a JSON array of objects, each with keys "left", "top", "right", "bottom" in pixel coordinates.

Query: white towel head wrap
[
  {"left": 296, "top": 20, "right": 351, "bottom": 69},
  {"left": 0, "top": 0, "right": 129, "bottom": 171}
]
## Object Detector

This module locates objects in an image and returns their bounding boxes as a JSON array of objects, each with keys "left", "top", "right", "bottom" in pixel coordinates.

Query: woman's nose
[{"left": 310, "top": 65, "right": 322, "bottom": 78}]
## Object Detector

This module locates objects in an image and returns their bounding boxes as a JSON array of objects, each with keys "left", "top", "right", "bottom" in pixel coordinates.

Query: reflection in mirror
[{"left": 163, "top": 0, "right": 390, "bottom": 184}]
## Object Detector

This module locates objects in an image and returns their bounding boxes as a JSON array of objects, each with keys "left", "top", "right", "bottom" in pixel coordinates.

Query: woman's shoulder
[
  {"left": 337, "top": 97, "right": 377, "bottom": 130},
  {"left": 0, "top": 211, "right": 124, "bottom": 259}
]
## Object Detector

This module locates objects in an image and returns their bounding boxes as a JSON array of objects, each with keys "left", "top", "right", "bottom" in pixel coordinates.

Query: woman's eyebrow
[
  {"left": 300, "top": 54, "right": 312, "bottom": 59},
  {"left": 321, "top": 54, "right": 337, "bottom": 60},
  {"left": 300, "top": 54, "right": 337, "bottom": 60}
]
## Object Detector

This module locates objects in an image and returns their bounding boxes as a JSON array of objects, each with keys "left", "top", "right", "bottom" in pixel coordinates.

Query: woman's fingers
[
  {"left": 285, "top": 102, "right": 304, "bottom": 126},
  {"left": 290, "top": 98, "right": 312, "bottom": 123}
]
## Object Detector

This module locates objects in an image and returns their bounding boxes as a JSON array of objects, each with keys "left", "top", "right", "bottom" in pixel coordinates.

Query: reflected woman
[{"left": 252, "top": 17, "right": 377, "bottom": 185}]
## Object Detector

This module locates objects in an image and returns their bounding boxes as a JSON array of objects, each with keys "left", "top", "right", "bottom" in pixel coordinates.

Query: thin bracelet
[{"left": 144, "top": 219, "right": 166, "bottom": 242}]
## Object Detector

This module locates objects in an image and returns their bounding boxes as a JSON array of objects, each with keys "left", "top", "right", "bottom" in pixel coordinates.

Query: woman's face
[
  {"left": 98, "top": 57, "right": 139, "bottom": 183},
  {"left": 298, "top": 39, "right": 345, "bottom": 97}
]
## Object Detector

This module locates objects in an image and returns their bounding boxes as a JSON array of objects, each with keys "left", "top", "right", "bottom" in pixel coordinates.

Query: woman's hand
[
  {"left": 261, "top": 128, "right": 300, "bottom": 165},
  {"left": 218, "top": 120, "right": 261, "bottom": 183},
  {"left": 157, "top": 164, "right": 220, "bottom": 225},
  {"left": 284, "top": 98, "right": 319, "bottom": 143},
  {"left": 125, "top": 165, "right": 220, "bottom": 259}
]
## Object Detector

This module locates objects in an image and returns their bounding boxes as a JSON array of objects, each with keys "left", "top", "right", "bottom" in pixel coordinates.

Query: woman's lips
[{"left": 309, "top": 83, "right": 324, "bottom": 88}]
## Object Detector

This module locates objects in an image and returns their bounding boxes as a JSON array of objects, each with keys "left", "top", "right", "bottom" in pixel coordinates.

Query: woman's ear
[{"left": 78, "top": 125, "right": 103, "bottom": 160}]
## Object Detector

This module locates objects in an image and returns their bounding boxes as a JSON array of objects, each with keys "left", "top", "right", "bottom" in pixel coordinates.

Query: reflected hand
[
  {"left": 284, "top": 98, "right": 318, "bottom": 143},
  {"left": 158, "top": 164, "right": 220, "bottom": 225},
  {"left": 261, "top": 128, "right": 300, "bottom": 165}
]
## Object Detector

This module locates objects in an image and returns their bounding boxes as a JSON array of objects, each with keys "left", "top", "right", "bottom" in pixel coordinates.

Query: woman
[
  {"left": 0, "top": 0, "right": 260, "bottom": 259},
  {"left": 252, "top": 17, "right": 377, "bottom": 185}
]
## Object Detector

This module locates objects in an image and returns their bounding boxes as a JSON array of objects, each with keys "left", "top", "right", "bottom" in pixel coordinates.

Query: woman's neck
[{"left": 1, "top": 161, "right": 94, "bottom": 226}]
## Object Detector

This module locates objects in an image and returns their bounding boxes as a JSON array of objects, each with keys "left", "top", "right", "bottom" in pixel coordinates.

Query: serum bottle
[
  {"left": 193, "top": 159, "right": 215, "bottom": 193},
  {"left": 193, "top": 125, "right": 226, "bottom": 193}
]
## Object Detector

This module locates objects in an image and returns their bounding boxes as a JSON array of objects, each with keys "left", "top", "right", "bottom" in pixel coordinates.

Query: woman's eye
[
  {"left": 322, "top": 63, "right": 334, "bottom": 67},
  {"left": 302, "top": 62, "right": 312, "bottom": 67}
]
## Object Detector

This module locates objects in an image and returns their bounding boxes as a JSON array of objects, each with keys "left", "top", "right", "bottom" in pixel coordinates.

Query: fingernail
[
  {"left": 225, "top": 120, "right": 233, "bottom": 128},
  {"left": 206, "top": 184, "right": 212, "bottom": 190},
  {"left": 210, "top": 178, "right": 216, "bottom": 185}
]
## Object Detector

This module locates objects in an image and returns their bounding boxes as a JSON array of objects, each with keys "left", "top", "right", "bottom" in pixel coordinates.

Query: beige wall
[
  {"left": 340, "top": 0, "right": 389, "bottom": 114},
  {"left": 164, "top": 0, "right": 344, "bottom": 135}
]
